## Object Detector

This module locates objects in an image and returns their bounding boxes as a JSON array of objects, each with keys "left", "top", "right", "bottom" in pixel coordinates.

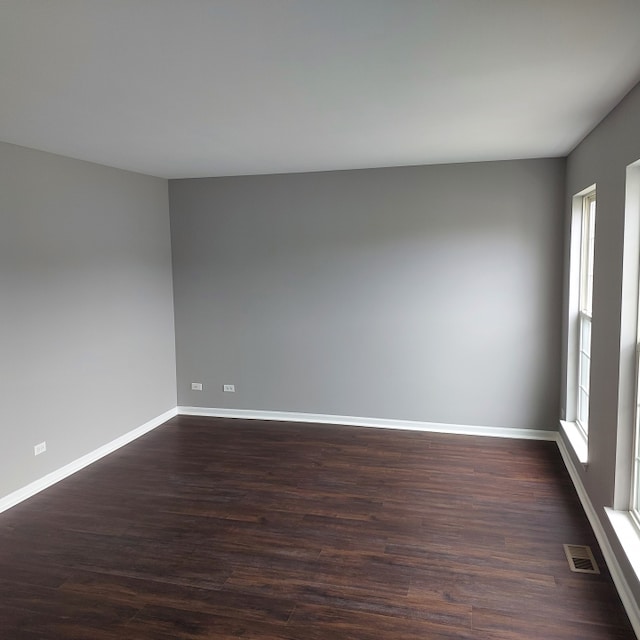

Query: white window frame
[
  {"left": 576, "top": 191, "right": 596, "bottom": 437},
  {"left": 600, "top": 162, "right": 640, "bottom": 604},
  {"left": 630, "top": 161, "right": 640, "bottom": 521},
  {"left": 561, "top": 185, "right": 596, "bottom": 464},
  {"left": 632, "top": 345, "right": 640, "bottom": 521}
]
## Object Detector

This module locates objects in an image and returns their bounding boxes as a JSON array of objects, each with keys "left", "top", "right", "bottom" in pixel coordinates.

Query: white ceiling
[{"left": 1, "top": 1, "right": 640, "bottom": 179}]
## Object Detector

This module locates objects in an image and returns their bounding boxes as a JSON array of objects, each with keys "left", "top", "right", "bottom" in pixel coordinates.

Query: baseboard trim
[
  {"left": 556, "top": 435, "right": 640, "bottom": 638},
  {"left": 0, "top": 407, "right": 178, "bottom": 515},
  {"left": 177, "top": 406, "right": 557, "bottom": 441}
]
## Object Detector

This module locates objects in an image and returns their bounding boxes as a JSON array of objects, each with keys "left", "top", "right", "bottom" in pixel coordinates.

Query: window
[
  {"left": 577, "top": 191, "right": 596, "bottom": 436},
  {"left": 633, "top": 389, "right": 640, "bottom": 518},
  {"left": 561, "top": 186, "right": 596, "bottom": 462},
  {"left": 602, "top": 162, "right": 640, "bottom": 588},
  {"left": 629, "top": 161, "right": 640, "bottom": 521}
]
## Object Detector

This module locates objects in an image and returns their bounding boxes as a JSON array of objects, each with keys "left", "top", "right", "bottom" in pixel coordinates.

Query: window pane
[
  {"left": 581, "top": 318, "right": 591, "bottom": 354},
  {"left": 635, "top": 346, "right": 640, "bottom": 512},
  {"left": 635, "top": 448, "right": 640, "bottom": 511},
  {"left": 635, "top": 455, "right": 640, "bottom": 512},
  {"left": 587, "top": 199, "right": 596, "bottom": 311},
  {"left": 581, "top": 193, "right": 596, "bottom": 315},
  {"left": 580, "top": 353, "right": 591, "bottom": 392},
  {"left": 578, "top": 388, "right": 589, "bottom": 430}
]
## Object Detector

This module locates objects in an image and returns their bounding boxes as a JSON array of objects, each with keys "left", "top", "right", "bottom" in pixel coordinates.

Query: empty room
[{"left": 2, "top": 1, "right": 640, "bottom": 638}]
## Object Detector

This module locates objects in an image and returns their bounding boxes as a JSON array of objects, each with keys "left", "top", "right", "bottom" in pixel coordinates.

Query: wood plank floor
[{"left": 0, "top": 415, "right": 635, "bottom": 639}]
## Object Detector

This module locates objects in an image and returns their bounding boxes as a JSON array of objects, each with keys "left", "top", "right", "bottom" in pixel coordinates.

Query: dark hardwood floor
[{"left": 0, "top": 416, "right": 635, "bottom": 639}]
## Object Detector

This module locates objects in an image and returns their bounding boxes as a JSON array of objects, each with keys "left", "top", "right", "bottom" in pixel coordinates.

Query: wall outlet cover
[
  {"left": 191, "top": 382, "right": 203, "bottom": 391},
  {"left": 223, "top": 384, "right": 236, "bottom": 392},
  {"left": 34, "top": 442, "right": 47, "bottom": 456}
]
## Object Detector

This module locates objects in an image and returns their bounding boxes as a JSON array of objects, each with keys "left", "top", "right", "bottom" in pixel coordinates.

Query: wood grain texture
[{"left": 0, "top": 416, "right": 634, "bottom": 639}]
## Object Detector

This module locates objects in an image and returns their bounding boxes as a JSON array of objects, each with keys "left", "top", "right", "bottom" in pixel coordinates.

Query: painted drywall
[
  {"left": 0, "top": 142, "right": 176, "bottom": 499},
  {"left": 170, "top": 159, "right": 565, "bottom": 430},
  {"left": 561, "top": 79, "right": 640, "bottom": 602}
]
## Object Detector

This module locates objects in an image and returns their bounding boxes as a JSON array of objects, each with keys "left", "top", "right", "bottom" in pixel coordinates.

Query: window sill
[
  {"left": 605, "top": 508, "right": 640, "bottom": 584},
  {"left": 560, "top": 420, "right": 588, "bottom": 464}
]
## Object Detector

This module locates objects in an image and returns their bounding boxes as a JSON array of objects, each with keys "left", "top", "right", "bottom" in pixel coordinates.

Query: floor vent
[{"left": 563, "top": 544, "right": 600, "bottom": 574}]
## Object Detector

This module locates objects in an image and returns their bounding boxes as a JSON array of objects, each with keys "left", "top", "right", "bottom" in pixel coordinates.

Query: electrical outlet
[
  {"left": 34, "top": 441, "right": 46, "bottom": 456},
  {"left": 191, "top": 382, "right": 203, "bottom": 391},
  {"left": 223, "top": 384, "right": 235, "bottom": 393}
]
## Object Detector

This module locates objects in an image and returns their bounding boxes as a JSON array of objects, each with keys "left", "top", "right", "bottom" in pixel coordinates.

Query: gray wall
[
  {"left": 562, "top": 80, "right": 640, "bottom": 600},
  {"left": 0, "top": 142, "right": 177, "bottom": 499},
  {"left": 170, "top": 159, "right": 565, "bottom": 430}
]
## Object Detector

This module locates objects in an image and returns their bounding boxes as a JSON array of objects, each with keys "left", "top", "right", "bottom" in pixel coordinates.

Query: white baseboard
[
  {"left": 0, "top": 407, "right": 178, "bottom": 515},
  {"left": 177, "top": 406, "right": 558, "bottom": 441},
  {"left": 556, "top": 436, "right": 640, "bottom": 638}
]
